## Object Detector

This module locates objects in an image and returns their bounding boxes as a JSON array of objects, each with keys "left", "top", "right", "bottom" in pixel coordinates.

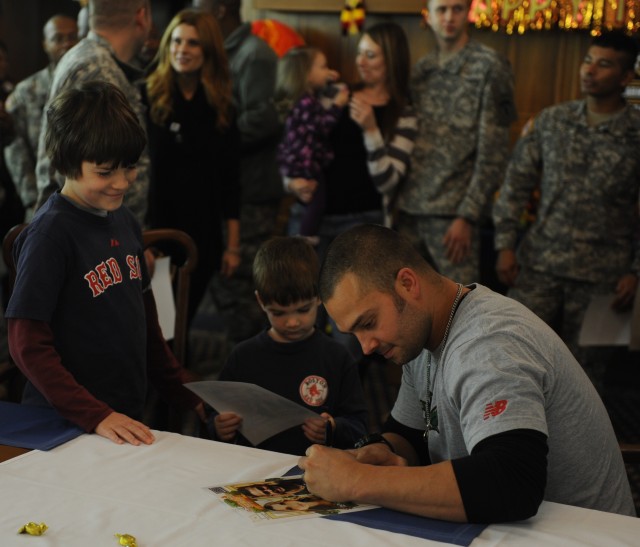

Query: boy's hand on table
[
  {"left": 95, "top": 412, "right": 155, "bottom": 445},
  {"left": 214, "top": 412, "right": 242, "bottom": 441}
]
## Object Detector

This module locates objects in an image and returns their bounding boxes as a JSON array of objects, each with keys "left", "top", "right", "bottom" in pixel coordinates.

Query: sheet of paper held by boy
[
  {"left": 185, "top": 381, "right": 319, "bottom": 445},
  {"left": 207, "top": 475, "right": 375, "bottom": 524}
]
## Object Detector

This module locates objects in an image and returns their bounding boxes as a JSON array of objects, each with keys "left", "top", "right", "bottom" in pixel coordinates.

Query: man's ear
[
  {"left": 134, "top": 4, "right": 151, "bottom": 32},
  {"left": 395, "top": 267, "right": 420, "bottom": 299},
  {"left": 621, "top": 68, "right": 636, "bottom": 89}
]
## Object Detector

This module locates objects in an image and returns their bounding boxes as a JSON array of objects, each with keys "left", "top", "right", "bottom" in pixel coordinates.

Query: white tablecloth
[{"left": 0, "top": 431, "right": 638, "bottom": 546}]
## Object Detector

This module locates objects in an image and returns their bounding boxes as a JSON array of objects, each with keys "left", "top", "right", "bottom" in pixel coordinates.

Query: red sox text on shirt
[{"left": 83, "top": 255, "right": 142, "bottom": 297}]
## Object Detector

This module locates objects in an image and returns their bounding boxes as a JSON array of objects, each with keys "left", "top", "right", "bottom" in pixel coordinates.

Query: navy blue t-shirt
[
  {"left": 6, "top": 193, "right": 150, "bottom": 420},
  {"left": 219, "top": 329, "right": 368, "bottom": 455}
]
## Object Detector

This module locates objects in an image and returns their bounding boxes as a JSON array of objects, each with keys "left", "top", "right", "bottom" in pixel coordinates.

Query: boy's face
[
  {"left": 256, "top": 293, "right": 319, "bottom": 343},
  {"left": 61, "top": 161, "right": 137, "bottom": 213}
]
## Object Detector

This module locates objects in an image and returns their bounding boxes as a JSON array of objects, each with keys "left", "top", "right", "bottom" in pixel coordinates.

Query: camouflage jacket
[
  {"left": 35, "top": 32, "right": 149, "bottom": 225},
  {"left": 493, "top": 100, "right": 640, "bottom": 283},
  {"left": 4, "top": 66, "right": 52, "bottom": 208},
  {"left": 397, "top": 40, "right": 516, "bottom": 222}
]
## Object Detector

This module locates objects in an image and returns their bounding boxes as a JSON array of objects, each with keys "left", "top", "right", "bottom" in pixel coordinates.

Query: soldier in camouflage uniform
[
  {"left": 493, "top": 32, "right": 640, "bottom": 390},
  {"left": 4, "top": 15, "right": 78, "bottom": 218},
  {"left": 395, "top": 0, "right": 516, "bottom": 285},
  {"left": 35, "top": 0, "right": 152, "bottom": 226}
]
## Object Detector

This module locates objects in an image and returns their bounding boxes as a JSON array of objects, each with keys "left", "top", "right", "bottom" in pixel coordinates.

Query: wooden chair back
[{"left": 142, "top": 228, "right": 198, "bottom": 365}]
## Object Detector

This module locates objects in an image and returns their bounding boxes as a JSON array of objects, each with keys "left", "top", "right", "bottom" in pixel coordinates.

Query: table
[{"left": 1, "top": 432, "right": 639, "bottom": 546}]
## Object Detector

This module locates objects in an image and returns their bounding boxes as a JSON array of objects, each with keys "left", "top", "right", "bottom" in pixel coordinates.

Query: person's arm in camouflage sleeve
[
  {"left": 492, "top": 118, "right": 543, "bottom": 287},
  {"left": 4, "top": 91, "right": 38, "bottom": 209},
  {"left": 612, "top": 169, "right": 640, "bottom": 310},
  {"left": 457, "top": 58, "right": 516, "bottom": 224}
]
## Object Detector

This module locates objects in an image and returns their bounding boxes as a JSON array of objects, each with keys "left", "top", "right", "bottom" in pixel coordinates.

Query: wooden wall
[
  {"left": 246, "top": 0, "right": 593, "bottom": 144},
  {"left": 0, "top": 0, "right": 79, "bottom": 84}
]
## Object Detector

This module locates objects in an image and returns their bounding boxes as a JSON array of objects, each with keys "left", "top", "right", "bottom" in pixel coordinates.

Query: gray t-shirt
[{"left": 392, "top": 284, "right": 635, "bottom": 516}]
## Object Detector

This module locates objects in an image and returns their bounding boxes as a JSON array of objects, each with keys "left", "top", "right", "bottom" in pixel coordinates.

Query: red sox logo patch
[{"left": 299, "top": 375, "right": 328, "bottom": 406}]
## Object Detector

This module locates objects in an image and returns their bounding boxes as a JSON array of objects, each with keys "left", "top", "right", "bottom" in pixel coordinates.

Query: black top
[
  {"left": 145, "top": 83, "right": 241, "bottom": 266},
  {"left": 323, "top": 106, "right": 386, "bottom": 215},
  {"left": 218, "top": 329, "right": 369, "bottom": 456}
]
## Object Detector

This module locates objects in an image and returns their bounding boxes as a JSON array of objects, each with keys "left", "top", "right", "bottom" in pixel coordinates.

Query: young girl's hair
[
  {"left": 45, "top": 80, "right": 146, "bottom": 179},
  {"left": 146, "top": 8, "right": 232, "bottom": 129},
  {"left": 274, "top": 46, "right": 322, "bottom": 120}
]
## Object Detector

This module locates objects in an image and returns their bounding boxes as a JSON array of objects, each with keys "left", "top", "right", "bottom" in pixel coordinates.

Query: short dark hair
[
  {"left": 45, "top": 80, "right": 146, "bottom": 179},
  {"left": 193, "top": 0, "right": 241, "bottom": 17},
  {"left": 318, "top": 224, "right": 433, "bottom": 302},
  {"left": 591, "top": 31, "right": 639, "bottom": 73},
  {"left": 90, "top": 0, "right": 149, "bottom": 30},
  {"left": 253, "top": 236, "right": 319, "bottom": 306}
]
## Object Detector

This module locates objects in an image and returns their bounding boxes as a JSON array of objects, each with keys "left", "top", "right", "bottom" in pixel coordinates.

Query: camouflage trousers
[
  {"left": 396, "top": 213, "right": 480, "bottom": 286},
  {"left": 210, "top": 200, "right": 282, "bottom": 344},
  {"left": 508, "top": 267, "right": 619, "bottom": 394}
]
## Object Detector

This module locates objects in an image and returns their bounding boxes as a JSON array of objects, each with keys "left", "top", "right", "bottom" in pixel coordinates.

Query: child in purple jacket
[{"left": 276, "top": 46, "right": 349, "bottom": 242}]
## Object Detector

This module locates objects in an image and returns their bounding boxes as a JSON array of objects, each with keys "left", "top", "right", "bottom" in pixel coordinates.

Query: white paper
[
  {"left": 150, "top": 256, "right": 175, "bottom": 341},
  {"left": 185, "top": 381, "right": 319, "bottom": 445},
  {"left": 578, "top": 294, "right": 632, "bottom": 346}
]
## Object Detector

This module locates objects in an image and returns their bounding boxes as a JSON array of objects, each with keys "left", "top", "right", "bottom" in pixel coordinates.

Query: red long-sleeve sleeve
[{"left": 8, "top": 318, "right": 113, "bottom": 432}]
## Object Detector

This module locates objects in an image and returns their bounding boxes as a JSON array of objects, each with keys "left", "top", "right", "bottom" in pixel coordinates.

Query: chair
[
  {"left": 142, "top": 228, "right": 199, "bottom": 434},
  {"left": 142, "top": 228, "right": 198, "bottom": 366},
  {"left": 1, "top": 223, "right": 28, "bottom": 402}
]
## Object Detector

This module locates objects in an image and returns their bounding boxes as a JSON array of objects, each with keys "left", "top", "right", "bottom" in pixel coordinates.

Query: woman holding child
[
  {"left": 144, "top": 9, "right": 241, "bottom": 324},
  {"left": 286, "top": 22, "right": 418, "bottom": 245}
]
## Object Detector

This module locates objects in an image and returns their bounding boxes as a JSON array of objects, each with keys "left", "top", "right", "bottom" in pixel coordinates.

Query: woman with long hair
[
  {"left": 286, "top": 22, "right": 417, "bottom": 236},
  {"left": 145, "top": 8, "right": 241, "bottom": 326}
]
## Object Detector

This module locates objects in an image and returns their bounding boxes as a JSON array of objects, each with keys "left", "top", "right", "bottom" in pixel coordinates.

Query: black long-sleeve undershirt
[{"left": 382, "top": 415, "right": 548, "bottom": 522}]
